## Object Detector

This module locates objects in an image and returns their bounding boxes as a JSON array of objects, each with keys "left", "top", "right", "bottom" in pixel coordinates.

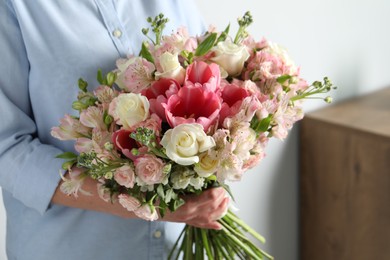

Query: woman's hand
[{"left": 162, "top": 187, "right": 229, "bottom": 230}]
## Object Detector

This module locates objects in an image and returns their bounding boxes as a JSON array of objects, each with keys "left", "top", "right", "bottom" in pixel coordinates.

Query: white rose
[
  {"left": 109, "top": 93, "right": 150, "bottom": 129},
  {"left": 155, "top": 52, "right": 185, "bottom": 84},
  {"left": 211, "top": 41, "right": 250, "bottom": 76},
  {"left": 160, "top": 123, "right": 215, "bottom": 165},
  {"left": 194, "top": 152, "right": 219, "bottom": 177}
]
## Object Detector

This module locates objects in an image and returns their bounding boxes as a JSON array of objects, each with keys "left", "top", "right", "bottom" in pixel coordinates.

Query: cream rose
[
  {"left": 211, "top": 41, "right": 250, "bottom": 76},
  {"left": 160, "top": 123, "right": 216, "bottom": 166},
  {"left": 194, "top": 152, "right": 219, "bottom": 177},
  {"left": 155, "top": 52, "right": 185, "bottom": 84},
  {"left": 109, "top": 93, "right": 150, "bottom": 129}
]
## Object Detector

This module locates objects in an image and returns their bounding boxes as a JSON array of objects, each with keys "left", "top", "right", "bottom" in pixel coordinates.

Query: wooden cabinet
[{"left": 300, "top": 88, "right": 390, "bottom": 260}]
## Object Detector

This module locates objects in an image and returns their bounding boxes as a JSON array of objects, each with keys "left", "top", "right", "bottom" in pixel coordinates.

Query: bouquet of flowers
[{"left": 52, "top": 12, "right": 334, "bottom": 259}]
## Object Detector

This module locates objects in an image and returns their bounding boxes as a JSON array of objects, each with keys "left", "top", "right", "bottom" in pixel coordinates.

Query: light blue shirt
[{"left": 0, "top": 1, "right": 204, "bottom": 259}]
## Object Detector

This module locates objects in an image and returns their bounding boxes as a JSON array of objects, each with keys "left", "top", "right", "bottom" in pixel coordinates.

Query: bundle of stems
[{"left": 168, "top": 210, "right": 274, "bottom": 260}]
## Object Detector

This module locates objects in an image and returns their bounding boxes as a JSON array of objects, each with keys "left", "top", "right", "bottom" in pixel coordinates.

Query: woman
[{"left": 0, "top": 1, "right": 228, "bottom": 259}]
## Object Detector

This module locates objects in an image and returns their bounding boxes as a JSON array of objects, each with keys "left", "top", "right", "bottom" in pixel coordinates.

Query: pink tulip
[
  {"left": 141, "top": 78, "right": 180, "bottom": 121},
  {"left": 185, "top": 61, "right": 221, "bottom": 92},
  {"left": 163, "top": 85, "right": 221, "bottom": 132},
  {"left": 112, "top": 129, "right": 138, "bottom": 160},
  {"left": 219, "top": 83, "right": 250, "bottom": 124}
]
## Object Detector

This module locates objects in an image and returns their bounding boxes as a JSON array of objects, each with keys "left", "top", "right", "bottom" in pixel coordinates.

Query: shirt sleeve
[{"left": 0, "top": 0, "right": 63, "bottom": 215}]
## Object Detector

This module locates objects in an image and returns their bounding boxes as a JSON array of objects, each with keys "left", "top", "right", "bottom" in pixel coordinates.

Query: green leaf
[
  {"left": 140, "top": 42, "right": 155, "bottom": 64},
  {"left": 159, "top": 200, "right": 167, "bottom": 218},
  {"left": 195, "top": 33, "right": 217, "bottom": 56},
  {"left": 258, "top": 116, "right": 272, "bottom": 132},
  {"left": 61, "top": 160, "right": 76, "bottom": 170},
  {"left": 157, "top": 184, "right": 165, "bottom": 199},
  {"left": 165, "top": 188, "right": 176, "bottom": 203},
  {"left": 251, "top": 115, "right": 272, "bottom": 133},
  {"left": 97, "top": 69, "right": 105, "bottom": 85},
  {"left": 56, "top": 152, "right": 78, "bottom": 160},
  {"left": 276, "top": 74, "right": 292, "bottom": 84},
  {"left": 217, "top": 24, "right": 230, "bottom": 43},
  {"left": 169, "top": 198, "right": 185, "bottom": 212}
]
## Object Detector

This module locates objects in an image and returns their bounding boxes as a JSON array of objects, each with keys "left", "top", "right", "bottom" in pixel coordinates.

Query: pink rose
[
  {"left": 134, "top": 113, "right": 162, "bottom": 137},
  {"left": 114, "top": 165, "right": 135, "bottom": 188},
  {"left": 142, "top": 78, "right": 180, "bottom": 121},
  {"left": 163, "top": 85, "right": 221, "bottom": 132},
  {"left": 97, "top": 182, "right": 114, "bottom": 203},
  {"left": 134, "top": 154, "right": 165, "bottom": 185},
  {"left": 118, "top": 194, "right": 141, "bottom": 212},
  {"left": 134, "top": 204, "right": 159, "bottom": 221}
]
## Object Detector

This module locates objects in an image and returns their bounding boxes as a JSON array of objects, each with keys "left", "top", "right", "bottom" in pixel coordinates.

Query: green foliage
[
  {"left": 195, "top": 33, "right": 218, "bottom": 57},
  {"left": 140, "top": 42, "right": 155, "bottom": 64}
]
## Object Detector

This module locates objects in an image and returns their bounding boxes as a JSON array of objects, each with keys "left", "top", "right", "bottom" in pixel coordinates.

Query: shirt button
[
  {"left": 112, "top": 29, "right": 122, "bottom": 38},
  {"left": 153, "top": 230, "right": 162, "bottom": 238}
]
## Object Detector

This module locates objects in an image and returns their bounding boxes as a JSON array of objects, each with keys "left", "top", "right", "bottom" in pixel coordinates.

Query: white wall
[{"left": 1, "top": 0, "right": 390, "bottom": 259}]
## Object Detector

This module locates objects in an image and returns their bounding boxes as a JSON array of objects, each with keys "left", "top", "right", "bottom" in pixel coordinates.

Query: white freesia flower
[
  {"left": 189, "top": 176, "right": 205, "bottom": 190},
  {"left": 160, "top": 123, "right": 216, "bottom": 165},
  {"left": 170, "top": 168, "right": 193, "bottom": 190},
  {"left": 211, "top": 41, "right": 250, "bottom": 76},
  {"left": 109, "top": 93, "right": 150, "bottom": 129},
  {"left": 155, "top": 52, "right": 185, "bottom": 84}
]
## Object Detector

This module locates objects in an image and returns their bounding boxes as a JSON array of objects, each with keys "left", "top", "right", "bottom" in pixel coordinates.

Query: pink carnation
[
  {"left": 134, "top": 154, "right": 166, "bottom": 186},
  {"left": 114, "top": 165, "right": 135, "bottom": 188}
]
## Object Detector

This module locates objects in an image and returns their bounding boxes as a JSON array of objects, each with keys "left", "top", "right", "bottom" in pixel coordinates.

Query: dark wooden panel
[{"left": 300, "top": 88, "right": 390, "bottom": 260}]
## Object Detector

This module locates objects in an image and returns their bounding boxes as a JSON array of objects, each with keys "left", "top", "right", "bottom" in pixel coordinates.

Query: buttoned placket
[
  {"left": 149, "top": 221, "right": 166, "bottom": 259},
  {"left": 94, "top": 0, "right": 133, "bottom": 57}
]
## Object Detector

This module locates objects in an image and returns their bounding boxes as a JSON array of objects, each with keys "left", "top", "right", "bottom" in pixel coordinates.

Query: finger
[
  {"left": 187, "top": 187, "right": 226, "bottom": 207},
  {"left": 209, "top": 197, "right": 230, "bottom": 221}
]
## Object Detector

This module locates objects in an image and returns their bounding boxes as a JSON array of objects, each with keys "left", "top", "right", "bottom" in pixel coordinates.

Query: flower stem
[
  {"left": 201, "top": 229, "right": 214, "bottom": 260},
  {"left": 226, "top": 211, "right": 266, "bottom": 244}
]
